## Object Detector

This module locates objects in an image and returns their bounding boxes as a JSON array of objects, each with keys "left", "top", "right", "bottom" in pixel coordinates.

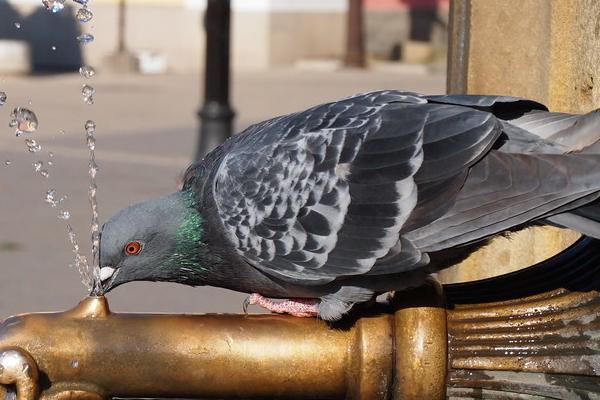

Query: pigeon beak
[
  {"left": 99, "top": 267, "right": 116, "bottom": 283},
  {"left": 98, "top": 266, "right": 121, "bottom": 293}
]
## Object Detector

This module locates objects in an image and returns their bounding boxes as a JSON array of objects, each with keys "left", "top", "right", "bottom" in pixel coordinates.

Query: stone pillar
[{"left": 440, "top": 0, "right": 600, "bottom": 283}]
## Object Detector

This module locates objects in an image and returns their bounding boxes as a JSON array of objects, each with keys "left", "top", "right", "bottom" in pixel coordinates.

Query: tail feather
[
  {"left": 574, "top": 203, "right": 600, "bottom": 220},
  {"left": 510, "top": 108, "right": 600, "bottom": 239},
  {"left": 545, "top": 201, "right": 600, "bottom": 240},
  {"left": 510, "top": 109, "right": 600, "bottom": 153},
  {"left": 545, "top": 212, "right": 600, "bottom": 240},
  {"left": 548, "top": 109, "right": 600, "bottom": 152}
]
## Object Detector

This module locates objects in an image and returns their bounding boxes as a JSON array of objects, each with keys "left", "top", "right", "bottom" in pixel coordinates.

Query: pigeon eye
[{"left": 124, "top": 241, "right": 142, "bottom": 256}]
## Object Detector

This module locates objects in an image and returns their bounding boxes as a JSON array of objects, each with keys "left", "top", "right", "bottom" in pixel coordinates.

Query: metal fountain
[{"left": 0, "top": 237, "right": 600, "bottom": 399}]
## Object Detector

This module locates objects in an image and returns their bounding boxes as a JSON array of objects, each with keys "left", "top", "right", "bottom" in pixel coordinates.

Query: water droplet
[
  {"left": 14, "top": 22, "right": 20, "bottom": 29},
  {"left": 76, "top": 34, "right": 94, "bottom": 45},
  {"left": 82, "top": 85, "right": 95, "bottom": 105},
  {"left": 4, "top": 160, "right": 11, "bottom": 166},
  {"left": 33, "top": 161, "right": 43, "bottom": 172},
  {"left": 58, "top": 129, "right": 65, "bottom": 135},
  {"left": 51, "top": 46, "right": 57, "bottom": 51},
  {"left": 58, "top": 211, "right": 71, "bottom": 220},
  {"left": 39, "top": 170, "right": 49, "bottom": 178},
  {"left": 45, "top": 189, "right": 57, "bottom": 206},
  {"left": 76, "top": 7, "right": 93, "bottom": 23},
  {"left": 87, "top": 136, "right": 96, "bottom": 152},
  {"left": 9, "top": 107, "right": 38, "bottom": 136},
  {"left": 0, "top": 91, "right": 6, "bottom": 106},
  {"left": 42, "top": 0, "right": 65, "bottom": 13},
  {"left": 79, "top": 65, "right": 96, "bottom": 79},
  {"left": 85, "top": 120, "right": 96, "bottom": 133},
  {"left": 25, "top": 138, "right": 42, "bottom": 153},
  {"left": 71, "top": 359, "right": 79, "bottom": 368},
  {"left": 48, "top": 151, "right": 54, "bottom": 158}
]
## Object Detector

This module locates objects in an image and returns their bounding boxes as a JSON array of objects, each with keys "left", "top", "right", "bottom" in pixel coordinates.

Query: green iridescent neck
[{"left": 166, "top": 190, "right": 207, "bottom": 273}]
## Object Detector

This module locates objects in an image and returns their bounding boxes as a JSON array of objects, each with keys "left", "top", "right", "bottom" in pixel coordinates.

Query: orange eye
[{"left": 124, "top": 241, "right": 142, "bottom": 256}]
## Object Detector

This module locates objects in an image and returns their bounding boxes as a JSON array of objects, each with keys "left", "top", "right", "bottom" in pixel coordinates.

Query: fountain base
[{"left": 1, "top": 275, "right": 600, "bottom": 399}]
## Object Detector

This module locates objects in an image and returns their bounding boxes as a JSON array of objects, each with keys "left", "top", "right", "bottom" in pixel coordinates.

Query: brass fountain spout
[
  {"left": 1, "top": 271, "right": 600, "bottom": 399},
  {"left": 0, "top": 282, "right": 446, "bottom": 400}
]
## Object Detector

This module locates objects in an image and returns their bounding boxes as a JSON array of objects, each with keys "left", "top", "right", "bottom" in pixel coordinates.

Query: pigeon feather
[{"left": 99, "top": 90, "right": 600, "bottom": 320}]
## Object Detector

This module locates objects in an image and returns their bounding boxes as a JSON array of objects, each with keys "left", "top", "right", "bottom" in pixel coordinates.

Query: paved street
[{"left": 0, "top": 67, "right": 444, "bottom": 317}]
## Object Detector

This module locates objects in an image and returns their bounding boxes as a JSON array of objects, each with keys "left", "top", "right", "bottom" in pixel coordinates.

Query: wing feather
[{"left": 210, "top": 91, "right": 509, "bottom": 284}]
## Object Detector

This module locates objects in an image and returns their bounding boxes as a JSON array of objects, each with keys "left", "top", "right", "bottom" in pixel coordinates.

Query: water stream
[{"left": 3, "top": 2, "right": 101, "bottom": 293}]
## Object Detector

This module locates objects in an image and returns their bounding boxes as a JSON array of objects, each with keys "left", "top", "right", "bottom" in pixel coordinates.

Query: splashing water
[
  {"left": 76, "top": 34, "right": 94, "bottom": 45},
  {"left": 67, "top": 224, "right": 93, "bottom": 289},
  {"left": 9, "top": 107, "right": 38, "bottom": 136},
  {"left": 79, "top": 66, "right": 96, "bottom": 79},
  {"left": 0, "top": 92, "right": 6, "bottom": 106},
  {"left": 4, "top": 160, "right": 11, "bottom": 166},
  {"left": 45, "top": 189, "right": 58, "bottom": 206},
  {"left": 25, "top": 138, "right": 42, "bottom": 153},
  {"left": 11, "top": 1, "right": 102, "bottom": 293},
  {"left": 74, "top": 3, "right": 101, "bottom": 293},
  {"left": 85, "top": 121, "right": 101, "bottom": 287},
  {"left": 82, "top": 85, "right": 95, "bottom": 105},
  {"left": 42, "top": 0, "right": 65, "bottom": 13},
  {"left": 32, "top": 161, "right": 49, "bottom": 178},
  {"left": 76, "top": 7, "right": 93, "bottom": 23}
]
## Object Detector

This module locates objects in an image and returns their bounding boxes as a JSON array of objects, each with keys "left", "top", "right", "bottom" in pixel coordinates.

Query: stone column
[{"left": 440, "top": 0, "right": 600, "bottom": 283}]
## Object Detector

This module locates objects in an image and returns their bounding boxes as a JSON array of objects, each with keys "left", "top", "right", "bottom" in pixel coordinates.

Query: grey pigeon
[{"left": 98, "top": 91, "right": 600, "bottom": 320}]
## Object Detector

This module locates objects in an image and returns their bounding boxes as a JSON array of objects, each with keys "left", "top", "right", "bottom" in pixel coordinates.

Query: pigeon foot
[{"left": 244, "top": 293, "right": 319, "bottom": 318}]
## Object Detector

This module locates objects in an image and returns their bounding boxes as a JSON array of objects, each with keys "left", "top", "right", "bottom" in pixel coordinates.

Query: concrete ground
[{"left": 0, "top": 68, "right": 444, "bottom": 317}]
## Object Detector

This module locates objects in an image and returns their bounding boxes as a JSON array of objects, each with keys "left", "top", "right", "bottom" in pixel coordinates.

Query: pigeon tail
[
  {"left": 541, "top": 108, "right": 600, "bottom": 239},
  {"left": 546, "top": 203, "right": 600, "bottom": 240},
  {"left": 510, "top": 108, "right": 600, "bottom": 153}
]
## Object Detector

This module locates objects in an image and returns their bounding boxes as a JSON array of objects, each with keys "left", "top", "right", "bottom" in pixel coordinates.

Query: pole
[
  {"left": 196, "top": 0, "right": 235, "bottom": 160},
  {"left": 345, "top": 0, "right": 366, "bottom": 68},
  {"left": 117, "top": 0, "right": 126, "bottom": 53}
]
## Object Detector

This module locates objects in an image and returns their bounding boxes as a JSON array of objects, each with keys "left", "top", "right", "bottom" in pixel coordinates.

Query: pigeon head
[{"left": 98, "top": 190, "right": 206, "bottom": 293}]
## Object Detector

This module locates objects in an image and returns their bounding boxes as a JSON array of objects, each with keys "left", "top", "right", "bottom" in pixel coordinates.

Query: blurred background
[{"left": 0, "top": 0, "right": 447, "bottom": 316}]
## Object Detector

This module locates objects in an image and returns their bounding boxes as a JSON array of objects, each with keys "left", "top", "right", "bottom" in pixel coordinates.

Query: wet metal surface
[
  {"left": 0, "top": 282, "right": 446, "bottom": 400},
  {"left": 2, "top": 253, "right": 600, "bottom": 399}
]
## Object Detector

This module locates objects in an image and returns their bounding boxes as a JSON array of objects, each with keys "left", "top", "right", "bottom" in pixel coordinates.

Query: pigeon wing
[{"left": 211, "top": 91, "right": 506, "bottom": 284}]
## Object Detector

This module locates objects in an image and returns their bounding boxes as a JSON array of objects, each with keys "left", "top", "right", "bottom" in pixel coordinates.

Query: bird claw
[
  {"left": 242, "top": 293, "right": 259, "bottom": 314},
  {"left": 242, "top": 293, "right": 319, "bottom": 318},
  {"left": 242, "top": 296, "right": 251, "bottom": 314}
]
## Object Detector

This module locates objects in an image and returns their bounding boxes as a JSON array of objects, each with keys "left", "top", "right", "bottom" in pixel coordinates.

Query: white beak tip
[{"left": 99, "top": 267, "right": 116, "bottom": 282}]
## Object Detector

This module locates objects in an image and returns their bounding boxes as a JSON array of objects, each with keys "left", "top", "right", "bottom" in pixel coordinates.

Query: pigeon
[{"left": 98, "top": 90, "right": 600, "bottom": 320}]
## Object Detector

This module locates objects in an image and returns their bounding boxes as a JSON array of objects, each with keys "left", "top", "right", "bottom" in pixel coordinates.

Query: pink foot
[{"left": 244, "top": 293, "right": 319, "bottom": 318}]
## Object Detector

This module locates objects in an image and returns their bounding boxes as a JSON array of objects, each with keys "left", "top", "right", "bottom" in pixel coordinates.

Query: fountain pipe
[
  {"left": 3, "top": 265, "right": 600, "bottom": 399},
  {"left": 0, "top": 281, "right": 446, "bottom": 400}
]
